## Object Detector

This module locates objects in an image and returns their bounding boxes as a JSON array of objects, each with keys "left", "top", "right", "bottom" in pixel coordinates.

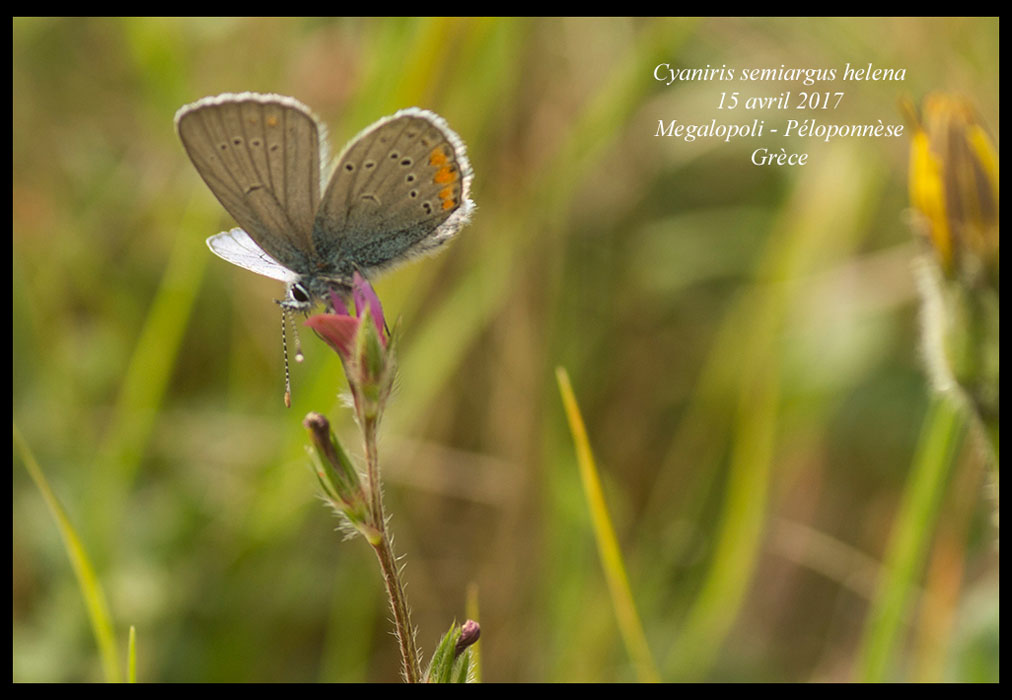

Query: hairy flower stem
[{"left": 364, "top": 417, "right": 421, "bottom": 683}]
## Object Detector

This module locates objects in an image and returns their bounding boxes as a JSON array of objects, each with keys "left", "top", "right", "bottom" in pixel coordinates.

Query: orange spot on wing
[
  {"left": 434, "top": 166, "right": 457, "bottom": 184},
  {"left": 429, "top": 147, "right": 448, "bottom": 166},
  {"left": 267, "top": 115, "right": 279, "bottom": 127},
  {"left": 438, "top": 186, "right": 457, "bottom": 209}
]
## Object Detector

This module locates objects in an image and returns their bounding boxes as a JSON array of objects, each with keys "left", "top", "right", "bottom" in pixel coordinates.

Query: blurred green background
[{"left": 13, "top": 18, "right": 998, "bottom": 682}]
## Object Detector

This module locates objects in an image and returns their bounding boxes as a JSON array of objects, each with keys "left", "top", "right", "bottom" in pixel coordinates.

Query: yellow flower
[{"left": 905, "top": 94, "right": 998, "bottom": 286}]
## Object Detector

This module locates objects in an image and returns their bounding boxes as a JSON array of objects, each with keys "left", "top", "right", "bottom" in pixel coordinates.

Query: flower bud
[
  {"left": 305, "top": 274, "right": 397, "bottom": 428},
  {"left": 454, "top": 619, "right": 481, "bottom": 658},
  {"left": 303, "top": 412, "right": 370, "bottom": 528},
  {"left": 905, "top": 94, "right": 998, "bottom": 455}
]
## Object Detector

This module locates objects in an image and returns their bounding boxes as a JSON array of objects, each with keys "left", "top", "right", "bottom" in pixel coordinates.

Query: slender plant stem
[
  {"left": 365, "top": 417, "right": 385, "bottom": 525},
  {"left": 364, "top": 417, "right": 421, "bottom": 683},
  {"left": 372, "top": 534, "right": 421, "bottom": 682}
]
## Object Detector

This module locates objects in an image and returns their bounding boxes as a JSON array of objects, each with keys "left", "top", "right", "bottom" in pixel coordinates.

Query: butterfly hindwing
[
  {"left": 206, "top": 228, "right": 300, "bottom": 283},
  {"left": 313, "top": 108, "right": 474, "bottom": 274}
]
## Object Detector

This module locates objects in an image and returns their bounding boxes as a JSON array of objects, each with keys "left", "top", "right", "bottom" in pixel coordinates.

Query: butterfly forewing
[
  {"left": 313, "top": 109, "right": 473, "bottom": 273},
  {"left": 176, "top": 93, "right": 323, "bottom": 272}
]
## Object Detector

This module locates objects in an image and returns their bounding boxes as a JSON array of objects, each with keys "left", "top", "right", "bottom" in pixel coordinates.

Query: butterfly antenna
[{"left": 280, "top": 306, "right": 293, "bottom": 408}]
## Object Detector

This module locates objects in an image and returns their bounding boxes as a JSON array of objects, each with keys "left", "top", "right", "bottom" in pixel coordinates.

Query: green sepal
[
  {"left": 452, "top": 649, "right": 472, "bottom": 684},
  {"left": 425, "top": 621, "right": 473, "bottom": 683}
]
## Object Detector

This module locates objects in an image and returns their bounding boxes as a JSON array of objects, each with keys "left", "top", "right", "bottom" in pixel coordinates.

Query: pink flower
[
  {"left": 304, "top": 272, "right": 396, "bottom": 425},
  {"left": 304, "top": 272, "right": 387, "bottom": 360}
]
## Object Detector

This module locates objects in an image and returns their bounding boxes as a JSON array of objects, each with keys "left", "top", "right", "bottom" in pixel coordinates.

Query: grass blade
[
  {"left": 14, "top": 421, "right": 122, "bottom": 682},
  {"left": 128, "top": 625, "right": 137, "bottom": 683},
  {"left": 555, "top": 367, "right": 660, "bottom": 683},
  {"left": 856, "top": 395, "right": 967, "bottom": 681}
]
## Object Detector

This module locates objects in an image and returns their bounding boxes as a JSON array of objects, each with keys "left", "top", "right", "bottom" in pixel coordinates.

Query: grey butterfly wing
[
  {"left": 176, "top": 92, "right": 325, "bottom": 273},
  {"left": 207, "top": 228, "right": 300, "bottom": 283},
  {"left": 313, "top": 108, "right": 474, "bottom": 275}
]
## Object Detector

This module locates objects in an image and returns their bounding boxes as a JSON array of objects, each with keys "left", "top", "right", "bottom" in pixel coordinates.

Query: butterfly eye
[{"left": 289, "top": 282, "right": 311, "bottom": 306}]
